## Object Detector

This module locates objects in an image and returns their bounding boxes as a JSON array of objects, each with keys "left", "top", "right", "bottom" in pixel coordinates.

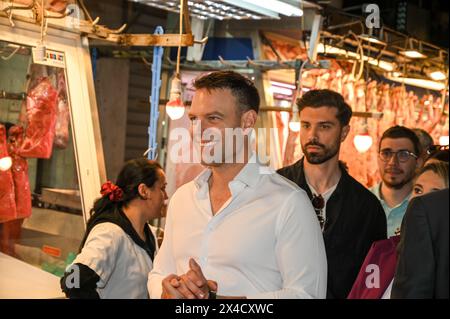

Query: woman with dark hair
[{"left": 61, "top": 158, "right": 168, "bottom": 299}]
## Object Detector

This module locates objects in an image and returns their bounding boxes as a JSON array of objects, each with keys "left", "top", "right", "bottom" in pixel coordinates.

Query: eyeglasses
[
  {"left": 427, "top": 145, "right": 449, "bottom": 155},
  {"left": 311, "top": 194, "right": 325, "bottom": 229},
  {"left": 379, "top": 150, "right": 418, "bottom": 163}
]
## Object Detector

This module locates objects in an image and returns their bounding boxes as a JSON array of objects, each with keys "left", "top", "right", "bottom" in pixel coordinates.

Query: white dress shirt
[{"left": 148, "top": 159, "right": 327, "bottom": 299}]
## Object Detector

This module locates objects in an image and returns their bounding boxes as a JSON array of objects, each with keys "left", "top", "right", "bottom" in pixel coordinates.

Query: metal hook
[
  {"left": 91, "top": 16, "right": 100, "bottom": 26},
  {"left": 44, "top": 8, "right": 74, "bottom": 20},
  {"left": 109, "top": 23, "right": 127, "bottom": 34},
  {"left": 2, "top": 0, "right": 36, "bottom": 27},
  {"left": 218, "top": 55, "right": 247, "bottom": 68},
  {"left": 193, "top": 36, "right": 208, "bottom": 45}
]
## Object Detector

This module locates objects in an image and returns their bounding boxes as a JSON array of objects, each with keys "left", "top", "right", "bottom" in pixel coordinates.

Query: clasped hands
[{"left": 161, "top": 258, "right": 218, "bottom": 299}]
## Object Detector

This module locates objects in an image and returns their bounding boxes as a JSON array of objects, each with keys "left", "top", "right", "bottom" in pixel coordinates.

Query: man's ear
[
  {"left": 241, "top": 110, "right": 257, "bottom": 133},
  {"left": 341, "top": 125, "right": 351, "bottom": 142}
]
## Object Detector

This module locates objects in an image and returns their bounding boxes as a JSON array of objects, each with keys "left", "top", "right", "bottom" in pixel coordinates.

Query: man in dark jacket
[
  {"left": 392, "top": 189, "right": 449, "bottom": 299},
  {"left": 278, "top": 89, "right": 387, "bottom": 299}
]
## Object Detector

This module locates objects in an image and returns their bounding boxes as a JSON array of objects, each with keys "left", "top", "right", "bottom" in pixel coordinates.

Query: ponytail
[{"left": 88, "top": 158, "right": 162, "bottom": 219}]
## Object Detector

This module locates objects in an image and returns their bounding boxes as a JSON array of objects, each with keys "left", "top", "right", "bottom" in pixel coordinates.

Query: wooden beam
[
  {"left": 0, "top": 7, "right": 195, "bottom": 48},
  {"left": 182, "top": 0, "right": 192, "bottom": 36},
  {"left": 88, "top": 33, "right": 194, "bottom": 47}
]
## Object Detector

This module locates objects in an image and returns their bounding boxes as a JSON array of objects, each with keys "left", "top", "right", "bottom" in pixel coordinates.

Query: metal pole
[{"left": 148, "top": 26, "right": 164, "bottom": 160}]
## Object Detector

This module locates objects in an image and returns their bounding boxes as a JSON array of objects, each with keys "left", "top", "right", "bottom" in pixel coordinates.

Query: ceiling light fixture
[
  {"left": 241, "top": 0, "right": 303, "bottom": 16},
  {"left": 428, "top": 70, "right": 447, "bottom": 81},
  {"left": 166, "top": 0, "right": 186, "bottom": 120},
  {"left": 317, "top": 43, "right": 395, "bottom": 72},
  {"left": 399, "top": 38, "right": 427, "bottom": 59},
  {"left": 385, "top": 74, "right": 446, "bottom": 91},
  {"left": 399, "top": 50, "right": 427, "bottom": 59}
]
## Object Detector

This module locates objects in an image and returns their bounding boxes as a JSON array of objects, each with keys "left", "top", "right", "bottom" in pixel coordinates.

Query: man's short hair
[
  {"left": 296, "top": 89, "right": 353, "bottom": 126},
  {"left": 193, "top": 71, "right": 260, "bottom": 114},
  {"left": 379, "top": 125, "right": 421, "bottom": 156}
]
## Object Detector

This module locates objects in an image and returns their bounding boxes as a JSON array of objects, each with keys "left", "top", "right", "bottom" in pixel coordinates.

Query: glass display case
[{"left": 0, "top": 13, "right": 105, "bottom": 298}]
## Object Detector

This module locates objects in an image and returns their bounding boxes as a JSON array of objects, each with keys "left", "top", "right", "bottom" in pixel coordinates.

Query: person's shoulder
[
  {"left": 264, "top": 168, "right": 303, "bottom": 193},
  {"left": 417, "top": 188, "right": 448, "bottom": 204},
  {"left": 85, "top": 222, "right": 128, "bottom": 246},
  {"left": 276, "top": 159, "right": 302, "bottom": 177},
  {"left": 172, "top": 181, "right": 194, "bottom": 196},
  {"left": 170, "top": 172, "right": 204, "bottom": 199},
  {"left": 344, "top": 174, "right": 383, "bottom": 205},
  {"left": 90, "top": 222, "right": 124, "bottom": 235},
  {"left": 260, "top": 170, "right": 312, "bottom": 213},
  {"left": 345, "top": 174, "right": 376, "bottom": 195},
  {"left": 410, "top": 189, "right": 449, "bottom": 215}
]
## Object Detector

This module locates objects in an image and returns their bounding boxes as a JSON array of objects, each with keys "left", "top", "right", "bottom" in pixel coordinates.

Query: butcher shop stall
[{"left": 0, "top": 1, "right": 105, "bottom": 298}]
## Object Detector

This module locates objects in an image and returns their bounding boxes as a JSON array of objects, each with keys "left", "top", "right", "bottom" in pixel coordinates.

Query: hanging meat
[
  {"left": 365, "top": 81, "right": 381, "bottom": 187},
  {"left": 342, "top": 74, "right": 356, "bottom": 106},
  {"left": 53, "top": 69, "right": 70, "bottom": 149},
  {"left": 53, "top": 98, "right": 70, "bottom": 149},
  {"left": 19, "top": 77, "right": 58, "bottom": 159},
  {"left": 0, "top": 125, "right": 17, "bottom": 223},
  {"left": 329, "top": 69, "right": 344, "bottom": 95},
  {"left": 377, "top": 84, "right": 394, "bottom": 138},
  {"left": 13, "top": 0, "right": 73, "bottom": 13},
  {"left": 8, "top": 126, "right": 32, "bottom": 220}
]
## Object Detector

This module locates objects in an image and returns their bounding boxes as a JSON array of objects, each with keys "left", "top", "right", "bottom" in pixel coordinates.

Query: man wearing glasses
[
  {"left": 278, "top": 89, "right": 387, "bottom": 299},
  {"left": 371, "top": 126, "right": 424, "bottom": 238}
]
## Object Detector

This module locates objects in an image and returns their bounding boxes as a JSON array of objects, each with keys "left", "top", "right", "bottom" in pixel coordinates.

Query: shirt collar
[
  {"left": 372, "top": 183, "right": 382, "bottom": 200},
  {"left": 232, "top": 154, "right": 262, "bottom": 188},
  {"left": 194, "top": 168, "right": 212, "bottom": 190},
  {"left": 374, "top": 183, "right": 411, "bottom": 209},
  {"left": 193, "top": 154, "right": 262, "bottom": 190}
]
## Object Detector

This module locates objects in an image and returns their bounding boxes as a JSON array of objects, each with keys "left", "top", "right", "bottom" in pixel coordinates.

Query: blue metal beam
[{"left": 148, "top": 26, "right": 164, "bottom": 160}]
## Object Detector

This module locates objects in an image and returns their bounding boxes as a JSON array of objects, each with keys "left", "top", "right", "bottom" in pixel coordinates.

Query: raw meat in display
[
  {"left": 260, "top": 36, "right": 447, "bottom": 187},
  {"left": 19, "top": 77, "right": 58, "bottom": 158},
  {"left": 8, "top": 126, "right": 32, "bottom": 220},
  {"left": 281, "top": 63, "right": 448, "bottom": 187},
  {"left": 342, "top": 74, "right": 356, "bottom": 106},
  {"left": 54, "top": 70, "right": 70, "bottom": 149},
  {"left": 53, "top": 98, "right": 70, "bottom": 149},
  {"left": 0, "top": 125, "right": 17, "bottom": 223},
  {"left": 14, "top": 0, "right": 73, "bottom": 13}
]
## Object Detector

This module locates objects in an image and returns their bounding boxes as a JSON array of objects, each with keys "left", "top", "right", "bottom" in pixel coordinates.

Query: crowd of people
[{"left": 60, "top": 71, "right": 449, "bottom": 299}]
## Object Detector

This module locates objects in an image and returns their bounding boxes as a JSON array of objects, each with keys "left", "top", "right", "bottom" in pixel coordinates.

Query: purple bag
[{"left": 348, "top": 236, "right": 401, "bottom": 299}]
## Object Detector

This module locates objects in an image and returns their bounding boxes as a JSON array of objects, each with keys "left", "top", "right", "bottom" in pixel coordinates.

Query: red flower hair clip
[{"left": 100, "top": 181, "right": 123, "bottom": 202}]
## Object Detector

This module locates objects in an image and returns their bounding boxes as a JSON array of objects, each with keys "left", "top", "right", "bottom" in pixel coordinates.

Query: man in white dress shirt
[{"left": 147, "top": 71, "right": 327, "bottom": 299}]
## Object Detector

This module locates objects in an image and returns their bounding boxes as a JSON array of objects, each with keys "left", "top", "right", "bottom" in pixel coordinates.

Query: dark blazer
[
  {"left": 277, "top": 158, "right": 387, "bottom": 299},
  {"left": 392, "top": 189, "right": 449, "bottom": 299}
]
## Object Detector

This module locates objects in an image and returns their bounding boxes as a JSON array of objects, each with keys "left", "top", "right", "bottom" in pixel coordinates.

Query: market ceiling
[{"left": 129, "top": 0, "right": 320, "bottom": 20}]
